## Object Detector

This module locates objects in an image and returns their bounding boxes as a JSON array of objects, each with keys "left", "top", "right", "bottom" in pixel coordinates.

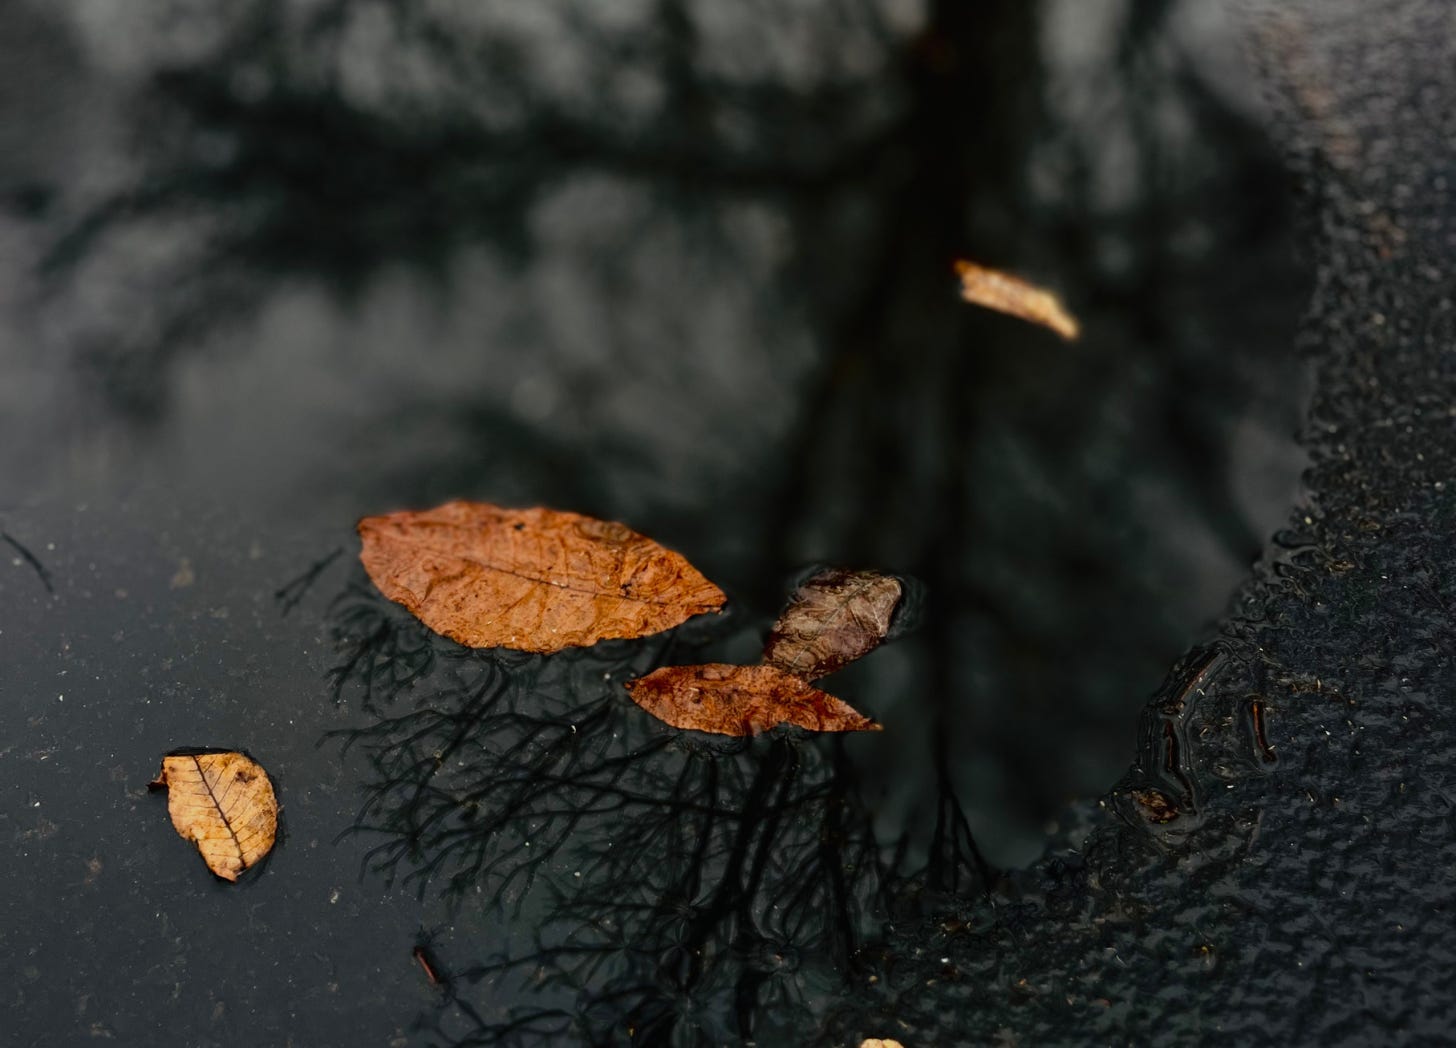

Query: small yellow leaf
[
  {"left": 955, "top": 259, "right": 1080, "bottom": 341},
  {"left": 150, "top": 752, "right": 278, "bottom": 881}
]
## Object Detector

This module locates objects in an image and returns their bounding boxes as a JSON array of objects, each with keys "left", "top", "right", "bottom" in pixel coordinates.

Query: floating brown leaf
[
  {"left": 763, "top": 568, "right": 902, "bottom": 681},
  {"left": 625, "top": 663, "right": 879, "bottom": 736},
  {"left": 150, "top": 752, "right": 278, "bottom": 882},
  {"left": 357, "top": 500, "right": 725, "bottom": 653},
  {"left": 955, "top": 258, "right": 1080, "bottom": 341}
]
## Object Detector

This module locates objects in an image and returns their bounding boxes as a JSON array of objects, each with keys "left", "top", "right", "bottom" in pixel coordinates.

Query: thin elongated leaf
[
  {"left": 763, "top": 568, "right": 902, "bottom": 681},
  {"left": 625, "top": 663, "right": 879, "bottom": 736},
  {"left": 150, "top": 752, "right": 278, "bottom": 882},
  {"left": 955, "top": 259, "right": 1080, "bottom": 340},
  {"left": 357, "top": 500, "right": 725, "bottom": 653}
]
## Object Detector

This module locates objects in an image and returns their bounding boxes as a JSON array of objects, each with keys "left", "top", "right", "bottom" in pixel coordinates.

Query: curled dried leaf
[
  {"left": 625, "top": 663, "right": 879, "bottom": 736},
  {"left": 357, "top": 500, "right": 725, "bottom": 653},
  {"left": 763, "top": 568, "right": 902, "bottom": 681},
  {"left": 955, "top": 259, "right": 1080, "bottom": 341},
  {"left": 150, "top": 752, "right": 278, "bottom": 882}
]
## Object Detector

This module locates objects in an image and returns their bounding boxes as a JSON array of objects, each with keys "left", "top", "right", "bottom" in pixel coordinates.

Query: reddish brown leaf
[
  {"left": 149, "top": 752, "right": 278, "bottom": 882},
  {"left": 763, "top": 568, "right": 902, "bottom": 681},
  {"left": 358, "top": 500, "right": 725, "bottom": 653},
  {"left": 955, "top": 259, "right": 1080, "bottom": 341},
  {"left": 625, "top": 663, "right": 879, "bottom": 736}
]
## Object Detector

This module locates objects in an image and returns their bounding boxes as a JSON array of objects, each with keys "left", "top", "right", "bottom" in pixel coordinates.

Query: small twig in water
[
  {"left": 413, "top": 943, "right": 447, "bottom": 988},
  {"left": 2, "top": 532, "right": 54, "bottom": 595}
]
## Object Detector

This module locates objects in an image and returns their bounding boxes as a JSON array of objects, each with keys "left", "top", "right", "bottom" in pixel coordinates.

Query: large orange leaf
[
  {"left": 762, "top": 568, "right": 902, "bottom": 681},
  {"left": 625, "top": 663, "right": 879, "bottom": 736},
  {"left": 150, "top": 752, "right": 278, "bottom": 882},
  {"left": 357, "top": 500, "right": 725, "bottom": 653}
]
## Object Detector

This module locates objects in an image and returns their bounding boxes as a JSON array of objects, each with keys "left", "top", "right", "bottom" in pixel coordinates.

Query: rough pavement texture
[{"left": 836, "top": 3, "right": 1456, "bottom": 1043}]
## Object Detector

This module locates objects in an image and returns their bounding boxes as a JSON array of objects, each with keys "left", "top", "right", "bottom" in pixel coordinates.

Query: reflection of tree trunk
[
  {"left": 765, "top": 0, "right": 1042, "bottom": 885},
  {"left": 767, "top": 0, "right": 1042, "bottom": 572}
]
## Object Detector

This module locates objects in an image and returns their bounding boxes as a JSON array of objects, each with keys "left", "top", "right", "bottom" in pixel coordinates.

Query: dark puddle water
[{"left": 1, "top": 1, "right": 1310, "bottom": 1043}]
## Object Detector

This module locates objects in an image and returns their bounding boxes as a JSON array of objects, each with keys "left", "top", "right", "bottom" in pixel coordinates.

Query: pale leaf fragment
[
  {"left": 955, "top": 259, "right": 1080, "bottom": 341},
  {"left": 626, "top": 663, "right": 879, "bottom": 736},
  {"left": 763, "top": 568, "right": 902, "bottom": 681},
  {"left": 357, "top": 500, "right": 725, "bottom": 653},
  {"left": 150, "top": 752, "right": 278, "bottom": 882}
]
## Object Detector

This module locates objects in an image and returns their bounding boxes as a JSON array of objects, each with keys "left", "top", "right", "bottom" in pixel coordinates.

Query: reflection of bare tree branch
[
  {"left": 45, "top": 0, "right": 1309, "bottom": 865},
  {"left": 326, "top": 578, "right": 441, "bottom": 708},
  {"left": 926, "top": 762, "right": 995, "bottom": 897},
  {"left": 43, "top": 0, "right": 908, "bottom": 419},
  {"left": 323, "top": 576, "right": 949, "bottom": 1045},
  {"left": 274, "top": 546, "right": 341, "bottom": 615}
]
